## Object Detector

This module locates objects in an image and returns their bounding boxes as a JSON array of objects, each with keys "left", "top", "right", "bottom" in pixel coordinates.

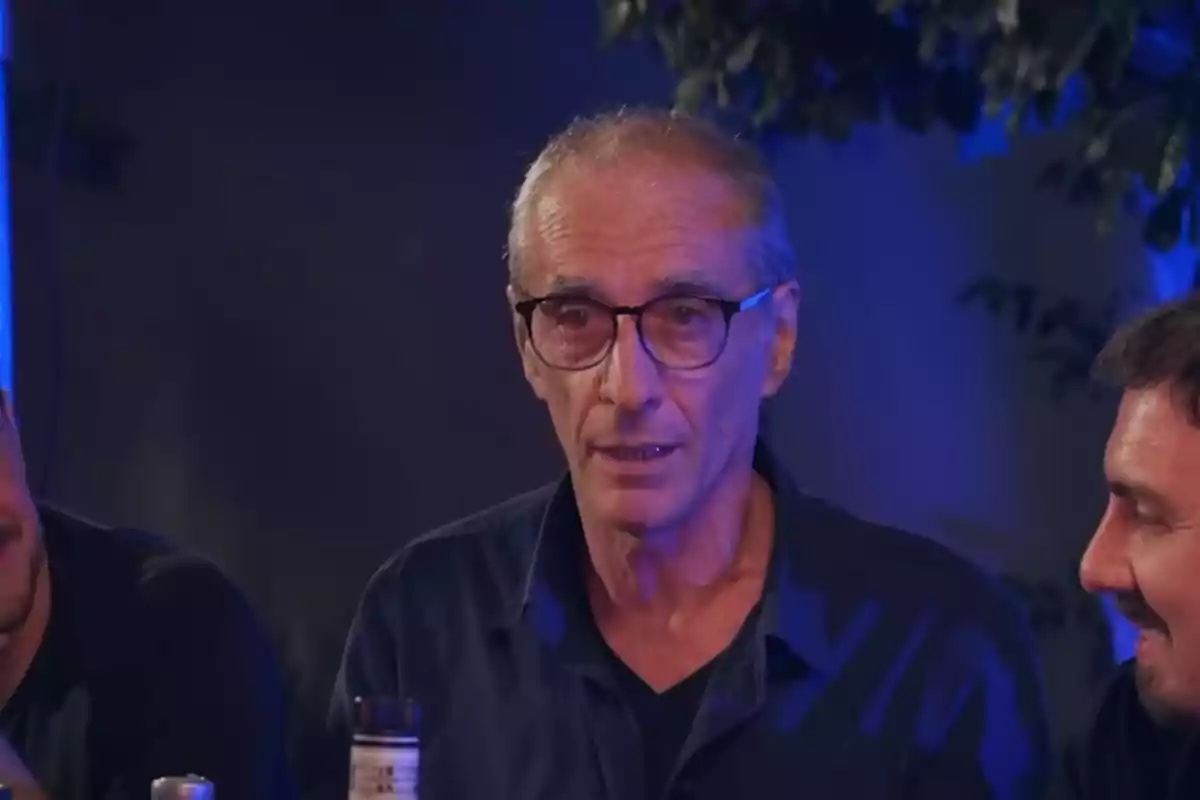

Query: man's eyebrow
[
  {"left": 1109, "top": 479, "right": 1170, "bottom": 508},
  {"left": 650, "top": 277, "right": 729, "bottom": 297},
  {"left": 540, "top": 269, "right": 736, "bottom": 300},
  {"left": 545, "top": 275, "right": 597, "bottom": 294}
]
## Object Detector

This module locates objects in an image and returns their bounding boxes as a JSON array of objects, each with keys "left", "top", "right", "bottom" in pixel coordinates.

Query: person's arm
[
  {"left": 905, "top": 608, "right": 1052, "bottom": 799},
  {"left": 110, "top": 559, "right": 297, "bottom": 800},
  {"left": 0, "top": 733, "right": 50, "bottom": 800}
]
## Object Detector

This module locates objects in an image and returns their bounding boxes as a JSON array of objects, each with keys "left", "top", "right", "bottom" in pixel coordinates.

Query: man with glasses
[{"left": 331, "top": 108, "right": 1050, "bottom": 798}]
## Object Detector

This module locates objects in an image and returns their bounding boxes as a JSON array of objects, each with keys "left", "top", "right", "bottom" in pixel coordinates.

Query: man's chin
[
  {"left": 594, "top": 493, "right": 686, "bottom": 533},
  {"left": 1135, "top": 663, "right": 1200, "bottom": 729}
]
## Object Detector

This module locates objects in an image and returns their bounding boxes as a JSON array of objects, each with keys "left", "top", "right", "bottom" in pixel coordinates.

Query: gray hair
[{"left": 506, "top": 107, "right": 796, "bottom": 286}]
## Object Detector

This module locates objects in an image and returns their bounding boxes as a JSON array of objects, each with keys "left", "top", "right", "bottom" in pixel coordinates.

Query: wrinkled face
[
  {"left": 1080, "top": 385, "right": 1200, "bottom": 724},
  {"left": 509, "top": 156, "right": 798, "bottom": 532},
  {"left": 0, "top": 393, "right": 42, "bottom": 642}
]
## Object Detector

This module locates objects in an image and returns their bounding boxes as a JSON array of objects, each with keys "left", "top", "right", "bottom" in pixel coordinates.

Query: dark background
[{"left": 5, "top": 0, "right": 1164, "bottom": 783}]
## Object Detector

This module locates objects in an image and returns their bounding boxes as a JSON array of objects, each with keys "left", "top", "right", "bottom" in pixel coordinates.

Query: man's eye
[
  {"left": 661, "top": 299, "right": 714, "bottom": 326},
  {"left": 549, "top": 303, "right": 594, "bottom": 328},
  {"left": 1132, "top": 505, "right": 1165, "bottom": 526}
]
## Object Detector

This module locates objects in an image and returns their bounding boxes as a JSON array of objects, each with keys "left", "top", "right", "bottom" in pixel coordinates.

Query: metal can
[{"left": 150, "top": 775, "right": 215, "bottom": 800}]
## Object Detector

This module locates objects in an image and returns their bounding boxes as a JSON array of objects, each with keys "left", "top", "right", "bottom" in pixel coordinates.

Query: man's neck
[
  {"left": 581, "top": 456, "right": 774, "bottom": 623},
  {"left": 0, "top": 563, "right": 51, "bottom": 710}
]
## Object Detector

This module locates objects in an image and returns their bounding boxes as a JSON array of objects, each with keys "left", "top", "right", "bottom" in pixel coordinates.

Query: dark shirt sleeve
[
  {"left": 104, "top": 560, "right": 297, "bottom": 800},
  {"left": 905, "top": 606, "right": 1052, "bottom": 799}
]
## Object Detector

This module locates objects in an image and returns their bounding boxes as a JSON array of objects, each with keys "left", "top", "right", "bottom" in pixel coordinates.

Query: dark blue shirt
[
  {"left": 1065, "top": 660, "right": 1200, "bottom": 799},
  {"left": 331, "top": 447, "right": 1050, "bottom": 799},
  {"left": 0, "top": 507, "right": 296, "bottom": 800}
]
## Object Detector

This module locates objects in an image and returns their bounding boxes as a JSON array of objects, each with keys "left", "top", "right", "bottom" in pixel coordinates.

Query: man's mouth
[
  {"left": 1116, "top": 593, "right": 1168, "bottom": 637},
  {"left": 592, "top": 444, "right": 680, "bottom": 462}
]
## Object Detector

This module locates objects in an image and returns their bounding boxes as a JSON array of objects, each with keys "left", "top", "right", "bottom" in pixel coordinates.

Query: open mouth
[{"left": 592, "top": 444, "right": 679, "bottom": 463}]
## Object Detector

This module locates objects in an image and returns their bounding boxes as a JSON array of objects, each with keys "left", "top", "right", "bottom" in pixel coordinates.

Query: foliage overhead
[{"left": 598, "top": 0, "right": 1200, "bottom": 257}]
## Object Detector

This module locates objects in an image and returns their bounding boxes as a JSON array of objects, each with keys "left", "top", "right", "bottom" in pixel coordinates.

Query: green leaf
[
  {"left": 919, "top": 16, "right": 943, "bottom": 62},
  {"left": 1054, "top": 21, "right": 1101, "bottom": 87},
  {"left": 1095, "top": 171, "right": 1131, "bottom": 237},
  {"left": 655, "top": 24, "right": 682, "bottom": 69},
  {"left": 752, "top": 78, "right": 789, "bottom": 128},
  {"left": 674, "top": 69, "right": 714, "bottom": 114},
  {"left": 1006, "top": 91, "right": 1031, "bottom": 135},
  {"left": 1153, "top": 123, "right": 1187, "bottom": 195},
  {"left": 715, "top": 73, "right": 732, "bottom": 109},
  {"left": 1082, "top": 130, "right": 1110, "bottom": 163},
  {"left": 599, "top": 0, "right": 637, "bottom": 44},
  {"left": 996, "top": 0, "right": 1019, "bottom": 33},
  {"left": 726, "top": 29, "right": 762, "bottom": 75}
]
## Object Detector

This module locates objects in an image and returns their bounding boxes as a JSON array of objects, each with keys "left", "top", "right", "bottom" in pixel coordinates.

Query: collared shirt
[{"left": 330, "top": 446, "right": 1050, "bottom": 799}]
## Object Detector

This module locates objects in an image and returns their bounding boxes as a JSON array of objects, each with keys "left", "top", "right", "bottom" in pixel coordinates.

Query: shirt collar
[{"left": 496, "top": 441, "right": 843, "bottom": 675}]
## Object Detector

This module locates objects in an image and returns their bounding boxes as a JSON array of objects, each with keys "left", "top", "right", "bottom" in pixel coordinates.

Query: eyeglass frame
[{"left": 512, "top": 286, "right": 775, "bottom": 371}]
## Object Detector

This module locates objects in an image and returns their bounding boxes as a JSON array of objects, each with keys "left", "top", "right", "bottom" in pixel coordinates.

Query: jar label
[{"left": 348, "top": 744, "right": 419, "bottom": 800}]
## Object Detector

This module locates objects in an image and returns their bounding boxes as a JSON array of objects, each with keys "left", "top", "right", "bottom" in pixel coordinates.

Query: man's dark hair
[{"left": 1094, "top": 291, "right": 1200, "bottom": 426}]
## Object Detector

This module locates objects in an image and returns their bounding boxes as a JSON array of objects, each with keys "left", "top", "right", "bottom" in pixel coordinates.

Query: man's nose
[
  {"left": 599, "top": 317, "right": 663, "bottom": 412},
  {"left": 1079, "top": 506, "right": 1135, "bottom": 595}
]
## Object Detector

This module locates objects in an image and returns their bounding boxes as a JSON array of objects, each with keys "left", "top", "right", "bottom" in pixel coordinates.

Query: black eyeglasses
[{"left": 513, "top": 287, "right": 773, "bottom": 371}]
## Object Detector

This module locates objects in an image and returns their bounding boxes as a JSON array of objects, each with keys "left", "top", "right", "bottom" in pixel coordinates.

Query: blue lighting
[
  {"left": 0, "top": 0, "right": 11, "bottom": 393},
  {"left": 958, "top": 76, "right": 1087, "bottom": 164},
  {"left": 1145, "top": 238, "right": 1197, "bottom": 302}
]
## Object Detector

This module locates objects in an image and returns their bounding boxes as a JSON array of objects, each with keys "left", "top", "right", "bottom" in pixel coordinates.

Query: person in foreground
[
  {"left": 332, "top": 108, "right": 1050, "bottom": 798},
  {"left": 1068, "top": 291, "right": 1200, "bottom": 798},
  {"left": 0, "top": 393, "right": 296, "bottom": 799}
]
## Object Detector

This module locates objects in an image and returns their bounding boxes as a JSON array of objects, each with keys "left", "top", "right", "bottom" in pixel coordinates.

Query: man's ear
[
  {"left": 762, "top": 280, "right": 800, "bottom": 398},
  {"left": 507, "top": 285, "right": 548, "bottom": 401}
]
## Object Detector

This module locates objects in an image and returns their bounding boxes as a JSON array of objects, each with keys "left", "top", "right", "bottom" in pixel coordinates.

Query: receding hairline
[{"left": 507, "top": 108, "right": 793, "bottom": 283}]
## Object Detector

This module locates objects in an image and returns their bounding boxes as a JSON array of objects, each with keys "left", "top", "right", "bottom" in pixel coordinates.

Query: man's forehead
[
  {"left": 520, "top": 164, "right": 759, "bottom": 297},
  {"left": 521, "top": 252, "right": 752, "bottom": 302},
  {"left": 1106, "top": 387, "right": 1200, "bottom": 483},
  {"left": 536, "top": 156, "right": 753, "bottom": 226}
]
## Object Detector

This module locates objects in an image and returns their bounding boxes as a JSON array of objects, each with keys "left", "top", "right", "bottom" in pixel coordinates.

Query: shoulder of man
[
  {"left": 786, "top": 497, "right": 1053, "bottom": 794},
  {"left": 360, "top": 481, "right": 558, "bottom": 614},
  {"left": 784, "top": 492, "right": 1028, "bottom": 630},
  {"left": 325, "top": 481, "right": 559, "bottom": 766},
  {"left": 39, "top": 504, "right": 273, "bottom": 670}
]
